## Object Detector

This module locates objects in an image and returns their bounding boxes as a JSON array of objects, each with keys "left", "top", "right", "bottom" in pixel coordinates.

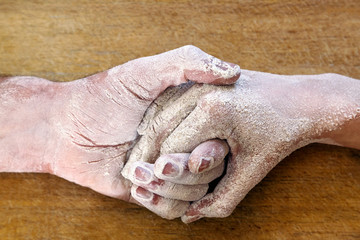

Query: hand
[
  {"left": 49, "top": 45, "right": 240, "bottom": 200},
  {"left": 128, "top": 70, "right": 360, "bottom": 222},
  {"left": 124, "top": 139, "right": 229, "bottom": 219}
]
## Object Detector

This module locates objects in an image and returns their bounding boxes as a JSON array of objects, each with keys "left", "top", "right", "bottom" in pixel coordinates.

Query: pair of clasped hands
[
  {"left": 72, "top": 45, "right": 242, "bottom": 223},
  {"left": 46, "top": 45, "right": 359, "bottom": 223}
]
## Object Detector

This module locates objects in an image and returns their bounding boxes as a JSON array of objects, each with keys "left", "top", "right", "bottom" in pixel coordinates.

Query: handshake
[{"left": 2, "top": 46, "right": 359, "bottom": 223}]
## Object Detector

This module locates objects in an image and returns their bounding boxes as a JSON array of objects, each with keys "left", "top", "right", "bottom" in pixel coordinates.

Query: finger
[
  {"left": 160, "top": 103, "right": 220, "bottom": 154},
  {"left": 156, "top": 100, "right": 243, "bottom": 223},
  {"left": 116, "top": 45, "right": 240, "bottom": 100},
  {"left": 161, "top": 45, "right": 241, "bottom": 86},
  {"left": 180, "top": 153, "right": 258, "bottom": 223},
  {"left": 136, "top": 81, "right": 195, "bottom": 136},
  {"left": 131, "top": 185, "right": 189, "bottom": 220},
  {"left": 188, "top": 139, "right": 229, "bottom": 174},
  {"left": 182, "top": 144, "right": 289, "bottom": 223},
  {"left": 153, "top": 153, "right": 225, "bottom": 185},
  {"left": 127, "top": 161, "right": 208, "bottom": 201},
  {"left": 121, "top": 84, "right": 218, "bottom": 178}
]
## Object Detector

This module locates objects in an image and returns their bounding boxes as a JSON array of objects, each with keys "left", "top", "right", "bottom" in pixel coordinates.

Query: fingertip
[
  {"left": 181, "top": 207, "right": 204, "bottom": 223},
  {"left": 208, "top": 61, "right": 241, "bottom": 85},
  {"left": 181, "top": 214, "right": 203, "bottom": 224},
  {"left": 188, "top": 139, "right": 229, "bottom": 174},
  {"left": 131, "top": 185, "right": 164, "bottom": 208},
  {"left": 184, "top": 59, "right": 240, "bottom": 85},
  {"left": 131, "top": 185, "right": 153, "bottom": 202},
  {"left": 181, "top": 192, "right": 217, "bottom": 223},
  {"left": 212, "top": 67, "right": 241, "bottom": 85},
  {"left": 132, "top": 184, "right": 190, "bottom": 220},
  {"left": 153, "top": 153, "right": 188, "bottom": 180}
]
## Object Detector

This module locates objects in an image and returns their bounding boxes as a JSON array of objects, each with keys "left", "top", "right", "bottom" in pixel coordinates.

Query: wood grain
[{"left": 0, "top": 0, "right": 359, "bottom": 239}]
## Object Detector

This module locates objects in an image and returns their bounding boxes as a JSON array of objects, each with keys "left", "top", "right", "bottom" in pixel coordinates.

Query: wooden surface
[{"left": 0, "top": 0, "right": 360, "bottom": 239}]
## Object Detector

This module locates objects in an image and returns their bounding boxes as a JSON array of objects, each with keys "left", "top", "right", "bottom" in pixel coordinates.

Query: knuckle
[
  {"left": 198, "top": 93, "right": 215, "bottom": 110},
  {"left": 199, "top": 195, "right": 236, "bottom": 218},
  {"left": 213, "top": 206, "right": 234, "bottom": 218},
  {"left": 181, "top": 44, "right": 198, "bottom": 53},
  {"left": 198, "top": 93, "right": 228, "bottom": 116},
  {"left": 178, "top": 45, "right": 205, "bottom": 61}
]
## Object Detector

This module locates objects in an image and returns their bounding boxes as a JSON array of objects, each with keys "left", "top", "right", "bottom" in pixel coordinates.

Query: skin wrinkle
[
  {"left": 69, "top": 112, "right": 95, "bottom": 135},
  {"left": 108, "top": 81, "right": 135, "bottom": 111},
  {"left": 67, "top": 78, "right": 140, "bottom": 145},
  {"left": 71, "top": 106, "right": 112, "bottom": 137},
  {"left": 118, "top": 77, "right": 152, "bottom": 102}
]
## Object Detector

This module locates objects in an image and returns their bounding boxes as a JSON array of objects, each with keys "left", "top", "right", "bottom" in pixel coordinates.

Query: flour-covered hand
[
  {"left": 127, "top": 70, "right": 360, "bottom": 223},
  {"left": 0, "top": 46, "right": 240, "bottom": 203}
]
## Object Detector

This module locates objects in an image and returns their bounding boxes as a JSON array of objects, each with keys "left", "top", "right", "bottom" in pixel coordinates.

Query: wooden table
[{"left": 0, "top": 0, "right": 359, "bottom": 239}]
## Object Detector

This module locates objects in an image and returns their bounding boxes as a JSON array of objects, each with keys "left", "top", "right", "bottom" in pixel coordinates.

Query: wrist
[
  {"left": 0, "top": 76, "right": 67, "bottom": 173},
  {"left": 254, "top": 72, "right": 360, "bottom": 147},
  {"left": 318, "top": 116, "right": 360, "bottom": 150},
  {"left": 301, "top": 74, "right": 360, "bottom": 148}
]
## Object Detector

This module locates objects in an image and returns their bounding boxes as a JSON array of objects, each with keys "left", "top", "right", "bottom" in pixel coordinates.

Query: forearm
[{"left": 0, "top": 76, "right": 66, "bottom": 173}]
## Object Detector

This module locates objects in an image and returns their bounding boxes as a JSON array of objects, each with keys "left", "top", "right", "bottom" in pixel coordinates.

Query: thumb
[
  {"left": 181, "top": 153, "right": 247, "bottom": 223},
  {"left": 112, "top": 45, "right": 240, "bottom": 101},
  {"left": 181, "top": 151, "right": 284, "bottom": 223}
]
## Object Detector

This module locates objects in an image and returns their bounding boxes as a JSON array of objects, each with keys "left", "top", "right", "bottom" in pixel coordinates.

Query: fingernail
[
  {"left": 227, "top": 62, "right": 239, "bottom": 69},
  {"left": 135, "top": 166, "right": 151, "bottom": 182},
  {"left": 197, "top": 157, "right": 214, "bottom": 173},
  {"left": 162, "top": 162, "right": 179, "bottom": 177},
  {"left": 135, "top": 187, "right": 152, "bottom": 200},
  {"left": 187, "top": 215, "right": 202, "bottom": 223},
  {"left": 227, "top": 62, "right": 241, "bottom": 76},
  {"left": 206, "top": 57, "right": 240, "bottom": 80}
]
